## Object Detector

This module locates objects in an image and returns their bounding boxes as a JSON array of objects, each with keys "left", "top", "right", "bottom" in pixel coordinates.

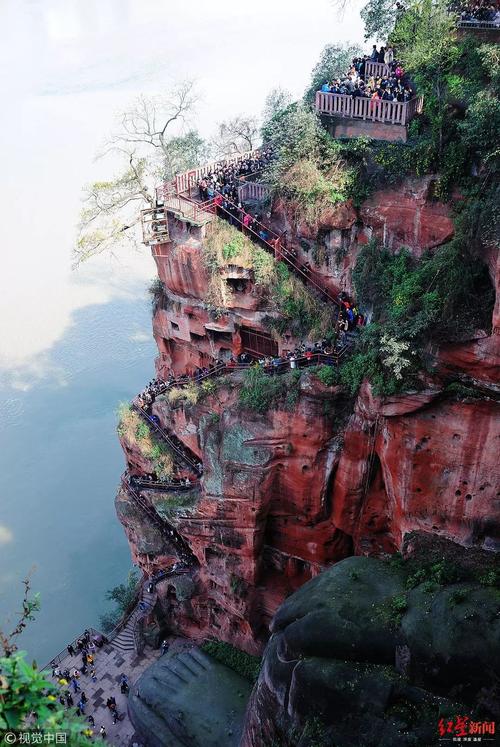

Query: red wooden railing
[
  {"left": 315, "top": 91, "right": 423, "bottom": 126},
  {"left": 173, "top": 148, "right": 265, "bottom": 197},
  {"left": 364, "top": 60, "right": 391, "bottom": 80},
  {"left": 238, "top": 181, "right": 270, "bottom": 202}
]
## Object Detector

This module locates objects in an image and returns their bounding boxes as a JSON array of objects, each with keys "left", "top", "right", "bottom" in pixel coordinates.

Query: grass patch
[
  {"left": 200, "top": 639, "right": 261, "bottom": 682},
  {"left": 313, "top": 364, "right": 341, "bottom": 387},
  {"left": 117, "top": 403, "right": 173, "bottom": 480},
  {"left": 238, "top": 366, "right": 302, "bottom": 413},
  {"left": 203, "top": 220, "right": 335, "bottom": 338}
]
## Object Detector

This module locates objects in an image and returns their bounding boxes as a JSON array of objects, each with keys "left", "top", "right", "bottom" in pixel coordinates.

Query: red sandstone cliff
[{"left": 116, "top": 181, "right": 499, "bottom": 654}]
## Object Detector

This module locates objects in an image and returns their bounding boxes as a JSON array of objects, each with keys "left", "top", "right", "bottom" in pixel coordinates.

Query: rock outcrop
[
  {"left": 128, "top": 647, "right": 252, "bottom": 747},
  {"left": 116, "top": 180, "right": 499, "bottom": 657},
  {"left": 241, "top": 544, "right": 500, "bottom": 747}
]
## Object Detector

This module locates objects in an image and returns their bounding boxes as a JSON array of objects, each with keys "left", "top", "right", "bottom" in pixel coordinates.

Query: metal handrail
[
  {"left": 457, "top": 18, "right": 499, "bottom": 28},
  {"left": 131, "top": 402, "right": 201, "bottom": 474},
  {"left": 42, "top": 627, "right": 104, "bottom": 671},
  {"left": 211, "top": 197, "right": 341, "bottom": 307},
  {"left": 131, "top": 475, "right": 198, "bottom": 493},
  {"left": 123, "top": 477, "right": 196, "bottom": 563},
  {"left": 150, "top": 350, "right": 353, "bottom": 397}
]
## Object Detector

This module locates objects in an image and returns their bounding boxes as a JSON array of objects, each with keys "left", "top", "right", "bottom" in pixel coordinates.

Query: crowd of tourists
[
  {"left": 320, "top": 46, "right": 414, "bottom": 103},
  {"left": 50, "top": 629, "right": 130, "bottom": 739},
  {"left": 130, "top": 471, "right": 198, "bottom": 489},
  {"left": 197, "top": 146, "right": 273, "bottom": 205},
  {"left": 452, "top": 0, "right": 500, "bottom": 24}
]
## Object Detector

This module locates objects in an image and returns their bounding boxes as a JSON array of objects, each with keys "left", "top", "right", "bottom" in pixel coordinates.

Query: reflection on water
[
  {"left": 0, "top": 0, "right": 364, "bottom": 663},
  {"left": 0, "top": 294, "right": 155, "bottom": 664}
]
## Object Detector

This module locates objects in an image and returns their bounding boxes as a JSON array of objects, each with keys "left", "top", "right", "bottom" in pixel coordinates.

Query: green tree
[
  {"left": 261, "top": 87, "right": 293, "bottom": 130},
  {"left": 0, "top": 580, "right": 95, "bottom": 744},
  {"left": 262, "top": 103, "right": 324, "bottom": 183},
  {"left": 304, "top": 42, "right": 363, "bottom": 105},
  {"left": 163, "top": 130, "right": 211, "bottom": 181},
  {"left": 100, "top": 569, "right": 140, "bottom": 633},
  {"left": 360, "top": 0, "right": 402, "bottom": 41},
  {"left": 460, "top": 91, "right": 500, "bottom": 165},
  {"left": 389, "top": 0, "right": 459, "bottom": 154}
]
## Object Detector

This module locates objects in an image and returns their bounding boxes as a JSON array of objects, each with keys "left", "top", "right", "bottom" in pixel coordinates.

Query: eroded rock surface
[
  {"left": 128, "top": 647, "right": 251, "bottom": 747},
  {"left": 241, "top": 551, "right": 500, "bottom": 747}
]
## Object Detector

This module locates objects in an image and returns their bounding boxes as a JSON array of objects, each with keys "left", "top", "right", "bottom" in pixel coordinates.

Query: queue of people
[
  {"left": 320, "top": 47, "right": 414, "bottom": 104},
  {"left": 453, "top": 0, "right": 500, "bottom": 24},
  {"left": 197, "top": 147, "right": 273, "bottom": 205}
]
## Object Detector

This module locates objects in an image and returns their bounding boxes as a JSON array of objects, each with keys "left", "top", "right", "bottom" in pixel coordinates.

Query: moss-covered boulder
[
  {"left": 128, "top": 647, "right": 252, "bottom": 747},
  {"left": 241, "top": 555, "right": 500, "bottom": 747}
]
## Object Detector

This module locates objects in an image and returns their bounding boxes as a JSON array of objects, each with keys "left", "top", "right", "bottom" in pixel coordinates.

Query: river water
[{"left": 0, "top": 0, "right": 364, "bottom": 664}]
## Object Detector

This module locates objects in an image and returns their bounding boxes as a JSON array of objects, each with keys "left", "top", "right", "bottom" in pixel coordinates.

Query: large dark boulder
[
  {"left": 128, "top": 648, "right": 252, "bottom": 747},
  {"left": 241, "top": 555, "right": 500, "bottom": 747}
]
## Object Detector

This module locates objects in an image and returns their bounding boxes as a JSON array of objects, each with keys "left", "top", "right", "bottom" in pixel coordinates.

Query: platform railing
[
  {"left": 173, "top": 148, "right": 267, "bottom": 197},
  {"left": 42, "top": 627, "right": 104, "bottom": 671},
  {"left": 155, "top": 194, "right": 216, "bottom": 225},
  {"left": 457, "top": 18, "right": 499, "bottom": 29},
  {"left": 364, "top": 60, "right": 391, "bottom": 80},
  {"left": 315, "top": 91, "right": 423, "bottom": 126},
  {"left": 238, "top": 181, "right": 271, "bottom": 202}
]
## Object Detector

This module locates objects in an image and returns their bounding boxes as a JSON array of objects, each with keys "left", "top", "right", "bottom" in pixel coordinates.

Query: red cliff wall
[{"left": 116, "top": 187, "right": 499, "bottom": 654}]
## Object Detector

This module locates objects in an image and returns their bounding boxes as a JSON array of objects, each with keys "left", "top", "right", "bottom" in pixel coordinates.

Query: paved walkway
[{"left": 52, "top": 641, "right": 159, "bottom": 746}]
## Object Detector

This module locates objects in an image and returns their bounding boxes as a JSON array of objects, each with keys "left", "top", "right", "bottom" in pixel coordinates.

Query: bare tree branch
[
  {"left": 211, "top": 115, "right": 259, "bottom": 157},
  {"left": 75, "top": 82, "right": 201, "bottom": 265}
]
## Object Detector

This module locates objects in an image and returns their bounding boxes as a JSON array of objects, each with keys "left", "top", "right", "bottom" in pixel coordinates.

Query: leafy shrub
[
  {"left": 200, "top": 378, "right": 217, "bottom": 397},
  {"left": 315, "top": 365, "right": 341, "bottom": 387},
  {"left": 148, "top": 277, "right": 165, "bottom": 309},
  {"left": 200, "top": 639, "right": 261, "bottom": 682},
  {"left": 239, "top": 366, "right": 302, "bottom": 413},
  {"left": 117, "top": 404, "right": 174, "bottom": 479},
  {"left": 346, "top": 237, "right": 494, "bottom": 394},
  {"left": 279, "top": 159, "right": 347, "bottom": 222},
  {"left": 448, "top": 589, "right": 468, "bottom": 607},
  {"left": 99, "top": 569, "right": 140, "bottom": 633},
  {"left": 0, "top": 652, "right": 92, "bottom": 743},
  {"left": 478, "top": 569, "right": 499, "bottom": 588}
]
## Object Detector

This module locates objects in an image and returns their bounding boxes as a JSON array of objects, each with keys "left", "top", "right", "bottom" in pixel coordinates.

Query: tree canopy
[{"left": 303, "top": 42, "right": 364, "bottom": 105}]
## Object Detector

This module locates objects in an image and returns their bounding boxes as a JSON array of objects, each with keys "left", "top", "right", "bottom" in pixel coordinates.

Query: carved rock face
[
  {"left": 241, "top": 554, "right": 500, "bottom": 747},
  {"left": 359, "top": 177, "right": 455, "bottom": 255},
  {"left": 117, "top": 178, "right": 499, "bottom": 657}
]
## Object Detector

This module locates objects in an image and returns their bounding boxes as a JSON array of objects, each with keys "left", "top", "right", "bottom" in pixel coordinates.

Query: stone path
[{"left": 51, "top": 642, "right": 158, "bottom": 746}]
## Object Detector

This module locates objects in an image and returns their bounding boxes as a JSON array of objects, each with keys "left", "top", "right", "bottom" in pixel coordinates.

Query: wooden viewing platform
[
  {"left": 315, "top": 91, "right": 423, "bottom": 142},
  {"left": 315, "top": 91, "right": 422, "bottom": 127},
  {"left": 456, "top": 18, "right": 500, "bottom": 40},
  {"left": 172, "top": 147, "right": 262, "bottom": 197}
]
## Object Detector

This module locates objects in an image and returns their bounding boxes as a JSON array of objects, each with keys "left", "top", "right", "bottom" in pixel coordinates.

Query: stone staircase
[
  {"left": 112, "top": 586, "right": 158, "bottom": 653},
  {"left": 156, "top": 648, "right": 210, "bottom": 685}
]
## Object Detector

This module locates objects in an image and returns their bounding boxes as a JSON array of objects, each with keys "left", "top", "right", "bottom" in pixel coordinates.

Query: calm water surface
[
  {"left": 0, "top": 0, "right": 363, "bottom": 663},
  {"left": 0, "top": 297, "right": 156, "bottom": 664}
]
